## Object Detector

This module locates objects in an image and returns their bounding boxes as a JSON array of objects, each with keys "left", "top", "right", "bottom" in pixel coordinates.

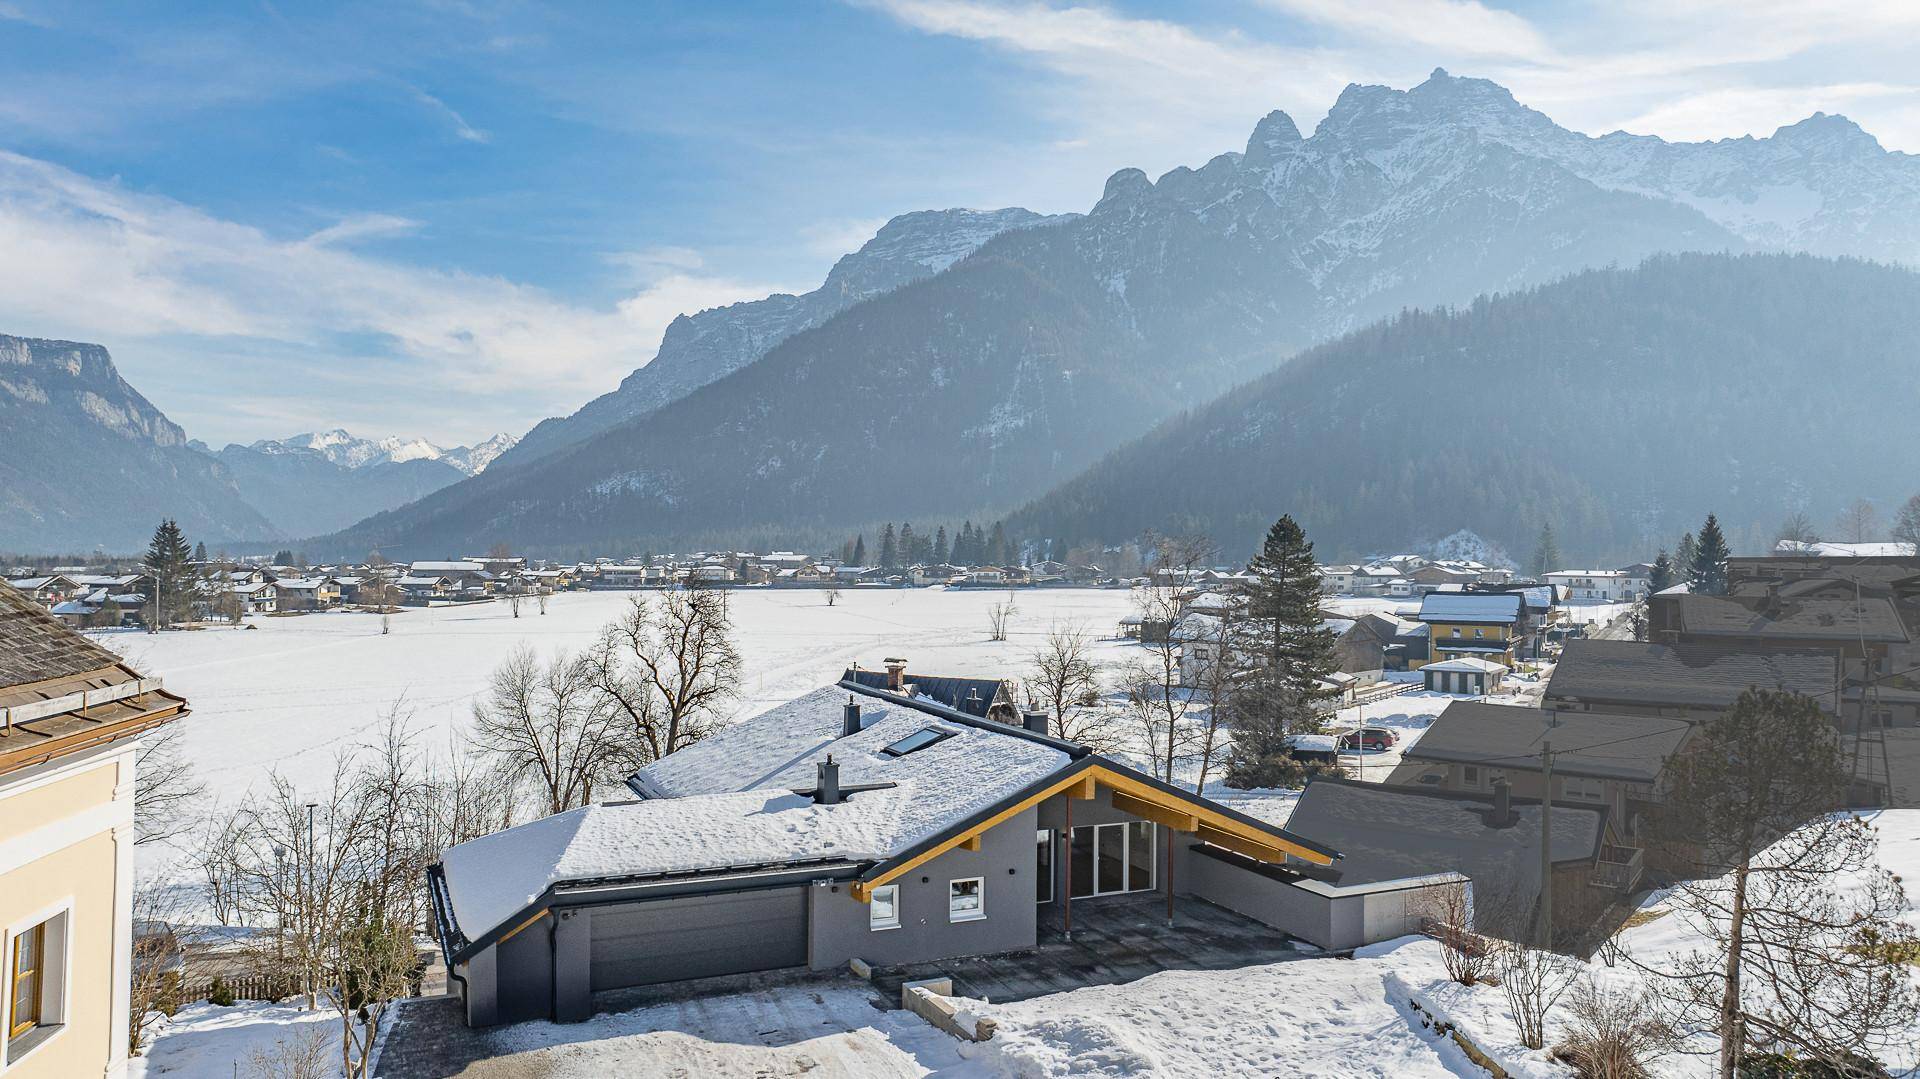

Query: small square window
[
  {"left": 948, "top": 878, "right": 984, "bottom": 922},
  {"left": 869, "top": 885, "right": 900, "bottom": 931}
]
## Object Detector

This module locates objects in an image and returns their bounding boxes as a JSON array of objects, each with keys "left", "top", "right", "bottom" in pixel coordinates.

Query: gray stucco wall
[
  {"left": 809, "top": 806, "right": 1040, "bottom": 970},
  {"left": 1181, "top": 845, "right": 1338, "bottom": 948}
]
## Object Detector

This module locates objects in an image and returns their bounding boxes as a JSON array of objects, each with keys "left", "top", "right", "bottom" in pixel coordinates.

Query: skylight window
[{"left": 881, "top": 726, "right": 953, "bottom": 757}]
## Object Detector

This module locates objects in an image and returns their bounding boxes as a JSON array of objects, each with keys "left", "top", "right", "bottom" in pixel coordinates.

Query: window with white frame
[
  {"left": 948, "top": 878, "right": 984, "bottom": 922},
  {"left": 1562, "top": 775, "right": 1606, "bottom": 803},
  {"left": 6, "top": 903, "right": 71, "bottom": 1064},
  {"left": 1461, "top": 764, "right": 1481, "bottom": 788},
  {"left": 869, "top": 885, "right": 900, "bottom": 930}
]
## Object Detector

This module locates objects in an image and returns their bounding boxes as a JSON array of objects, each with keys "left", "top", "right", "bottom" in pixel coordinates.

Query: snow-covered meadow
[{"left": 99, "top": 588, "right": 1148, "bottom": 800}]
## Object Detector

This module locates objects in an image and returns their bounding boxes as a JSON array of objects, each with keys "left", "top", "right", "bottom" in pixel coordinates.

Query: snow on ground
[
  {"left": 476, "top": 984, "right": 967, "bottom": 1078},
  {"left": 132, "top": 1001, "right": 343, "bottom": 1078},
  {"left": 98, "top": 588, "right": 1142, "bottom": 802},
  {"left": 963, "top": 938, "right": 1499, "bottom": 1077}
]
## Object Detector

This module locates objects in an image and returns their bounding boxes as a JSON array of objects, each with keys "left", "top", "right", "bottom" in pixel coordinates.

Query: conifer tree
[
  {"left": 899, "top": 523, "right": 916, "bottom": 566},
  {"left": 956, "top": 521, "right": 976, "bottom": 566},
  {"left": 932, "top": 526, "right": 949, "bottom": 566},
  {"left": 879, "top": 524, "right": 897, "bottom": 569},
  {"left": 193, "top": 541, "right": 209, "bottom": 564},
  {"left": 1690, "top": 513, "right": 1731, "bottom": 595},
  {"left": 1674, "top": 532, "right": 1698, "bottom": 585},
  {"left": 143, "top": 519, "right": 194, "bottom": 630},
  {"left": 852, "top": 534, "right": 867, "bottom": 566},
  {"left": 1648, "top": 549, "right": 1674, "bottom": 593},
  {"left": 1529, "top": 522, "right": 1562, "bottom": 580},
  {"left": 987, "top": 521, "right": 1010, "bottom": 566},
  {"left": 1224, "top": 515, "right": 1339, "bottom": 788}
]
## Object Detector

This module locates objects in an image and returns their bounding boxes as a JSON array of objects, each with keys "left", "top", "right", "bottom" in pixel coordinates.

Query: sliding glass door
[{"left": 1067, "top": 821, "right": 1156, "bottom": 898}]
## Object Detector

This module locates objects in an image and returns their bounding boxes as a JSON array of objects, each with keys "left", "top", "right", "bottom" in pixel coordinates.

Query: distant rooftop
[
  {"left": 1547, "top": 639, "right": 1836, "bottom": 709},
  {"left": 1403, "top": 700, "right": 1691, "bottom": 783}
]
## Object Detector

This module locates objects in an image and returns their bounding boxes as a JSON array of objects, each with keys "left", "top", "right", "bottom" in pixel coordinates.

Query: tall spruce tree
[
  {"left": 987, "top": 521, "right": 1010, "bottom": 566},
  {"left": 1529, "top": 522, "right": 1562, "bottom": 580},
  {"left": 879, "top": 524, "right": 897, "bottom": 569},
  {"left": 852, "top": 534, "right": 867, "bottom": 566},
  {"left": 1224, "top": 515, "right": 1340, "bottom": 789},
  {"left": 1674, "top": 531, "right": 1698, "bottom": 586},
  {"left": 932, "top": 526, "right": 949, "bottom": 566},
  {"left": 143, "top": 519, "right": 194, "bottom": 630},
  {"left": 1691, "top": 513, "right": 1731, "bottom": 595},
  {"left": 1648, "top": 549, "right": 1675, "bottom": 593},
  {"left": 899, "top": 523, "right": 917, "bottom": 566}
]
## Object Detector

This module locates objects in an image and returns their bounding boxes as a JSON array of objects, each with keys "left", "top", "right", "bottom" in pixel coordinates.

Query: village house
[
  {"left": 1282, "top": 777, "right": 1608, "bottom": 946},
  {"left": 1, "top": 576, "right": 80, "bottom": 608},
  {"left": 1413, "top": 592, "right": 1523, "bottom": 668},
  {"left": 426, "top": 672, "right": 1486, "bottom": 1027},
  {"left": 397, "top": 574, "right": 455, "bottom": 603},
  {"left": 1408, "top": 563, "right": 1480, "bottom": 594},
  {"left": 1544, "top": 639, "right": 1838, "bottom": 722},
  {"left": 272, "top": 576, "right": 341, "bottom": 612},
  {"left": 215, "top": 580, "right": 277, "bottom": 616},
  {"left": 1318, "top": 565, "right": 1359, "bottom": 594},
  {"left": 409, "top": 561, "right": 494, "bottom": 597},
  {"left": 1384, "top": 701, "right": 1690, "bottom": 895},
  {"left": 843, "top": 660, "right": 1021, "bottom": 725},
  {"left": 1543, "top": 569, "right": 1635, "bottom": 602},
  {"left": 0, "top": 581, "right": 189, "bottom": 1078}
]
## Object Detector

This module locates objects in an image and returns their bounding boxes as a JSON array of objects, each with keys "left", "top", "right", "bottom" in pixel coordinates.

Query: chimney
[
  {"left": 883, "top": 658, "right": 907, "bottom": 692},
  {"left": 1490, "top": 778, "right": 1513, "bottom": 827},
  {"left": 815, "top": 755, "right": 842, "bottom": 805},
  {"left": 1023, "top": 710, "right": 1050, "bottom": 735},
  {"left": 843, "top": 698, "right": 863, "bottom": 737}
]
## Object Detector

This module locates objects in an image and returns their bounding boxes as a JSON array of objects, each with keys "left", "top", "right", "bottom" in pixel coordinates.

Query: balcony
[{"left": 1591, "top": 844, "right": 1645, "bottom": 892}]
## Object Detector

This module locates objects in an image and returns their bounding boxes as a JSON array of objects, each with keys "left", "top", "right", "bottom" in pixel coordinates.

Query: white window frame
[
  {"left": 2, "top": 898, "right": 74, "bottom": 1074},
  {"left": 1461, "top": 765, "right": 1482, "bottom": 789},
  {"left": 868, "top": 884, "right": 901, "bottom": 931},
  {"left": 1562, "top": 775, "right": 1606, "bottom": 803},
  {"left": 948, "top": 877, "right": 985, "bottom": 923}
]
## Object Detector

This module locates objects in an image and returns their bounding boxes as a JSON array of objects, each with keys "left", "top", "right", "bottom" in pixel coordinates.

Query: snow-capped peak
[{"left": 249, "top": 429, "right": 517, "bottom": 474}]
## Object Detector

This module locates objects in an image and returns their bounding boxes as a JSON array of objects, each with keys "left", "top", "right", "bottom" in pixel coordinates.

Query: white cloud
[
  {"left": 799, "top": 216, "right": 888, "bottom": 259},
  {"left": 1617, "top": 82, "right": 1917, "bottom": 144},
  {"left": 1259, "top": 0, "right": 1552, "bottom": 61},
  {"left": 0, "top": 151, "right": 792, "bottom": 443},
  {"left": 407, "top": 86, "right": 492, "bottom": 144}
]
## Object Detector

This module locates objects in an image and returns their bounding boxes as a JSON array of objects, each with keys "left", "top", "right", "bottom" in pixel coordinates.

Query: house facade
[
  {"left": 1414, "top": 592, "right": 1523, "bottom": 668},
  {"left": 0, "top": 582, "right": 188, "bottom": 1078},
  {"left": 429, "top": 676, "right": 1478, "bottom": 1027}
]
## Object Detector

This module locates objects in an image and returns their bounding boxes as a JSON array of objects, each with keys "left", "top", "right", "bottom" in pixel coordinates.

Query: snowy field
[{"left": 98, "top": 588, "right": 1145, "bottom": 802}]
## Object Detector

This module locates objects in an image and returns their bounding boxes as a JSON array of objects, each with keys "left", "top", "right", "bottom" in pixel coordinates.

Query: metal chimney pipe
[
  {"left": 843, "top": 698, "right": 862, "bottom": 737},
  {"left": 1492, "top": 778, "right": 1513, "bottom": 827},
  {"left": 816, "top": 755, "right": 842, "bottom": 805}
]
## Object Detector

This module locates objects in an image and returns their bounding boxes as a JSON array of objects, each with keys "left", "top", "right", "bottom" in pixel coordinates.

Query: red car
[{"left": 1338, "top": 727, "right": 1399, "bottom": 751}]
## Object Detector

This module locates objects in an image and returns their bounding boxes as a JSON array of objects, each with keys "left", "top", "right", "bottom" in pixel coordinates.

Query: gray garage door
[{"left": 587, "top": 887, "right": 808, "bottom": 991}]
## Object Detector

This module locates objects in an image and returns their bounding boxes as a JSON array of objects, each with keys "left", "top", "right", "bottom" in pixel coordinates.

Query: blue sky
[{"left": 2, "top": 0, "right": 1916, "bottom": 446}]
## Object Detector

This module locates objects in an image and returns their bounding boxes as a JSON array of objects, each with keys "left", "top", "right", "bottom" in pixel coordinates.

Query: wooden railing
[{"left": 1592, "top": 845, "right": 1645, "bottom": 892}]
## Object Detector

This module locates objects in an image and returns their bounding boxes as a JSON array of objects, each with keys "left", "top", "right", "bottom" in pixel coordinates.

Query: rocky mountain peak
[
  {"left": 1771, "top": 111, "right": 1885, "bottom": 156},
  {"left": 1095, "top": 167, "right": 1154, "bottom": 211},
  {"left": 1244, "top": 110, "right": 1303, "bottom": 164}
]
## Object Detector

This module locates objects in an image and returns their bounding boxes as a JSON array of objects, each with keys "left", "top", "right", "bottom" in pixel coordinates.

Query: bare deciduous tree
[
  {"left": 1834, "top": 498, "right": 1880, "bottom": 544},
  {"left": 135, "top": 725, "right": 206, "bottom": 846},
  {"left": 247, "top": 1025, "right": 333, "bottom": 1079},
  {"left": 1413, "top": 882, "right": 1494, "bottom": 986},
  {"left": 1026, "top": 622, "right": 1102, "bottom": 737},
  {"left": 1496, "top": 939, "right": 1580, "bottom": 1051},
  {"left": 987, "top": 591, "right": 1018, "bottom": 641},
  {"left": 824, "top": 582, "right": 841, "bottom": 607},
  {"left": 506, "top": 589, "right": 523, "bottom": 618},
  {"left": 472, "top": 646, "right": 626, "bottom": 816},
  {"left": 587, "top": 590, "right": 741, "bottom": 768},
  {"left": 129, "top": 884, "right": 187, "bottom": 1056},
  {"left": 536, "top": 588, "right": 550, "bottom": 615}
]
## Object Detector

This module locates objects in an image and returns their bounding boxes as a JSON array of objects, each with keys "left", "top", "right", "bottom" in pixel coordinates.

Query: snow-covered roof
[
  {"left": 442, "top": 685, "right": 1071, "bottom": 939},
  {"left": 1416, "top": 592, "right": 1522, "bottom": 624},
  {"left": 410, "top": 560, "right": 483, "bottom": 572},
  {"left": 1422, "top": 657, "right": 1507, "bottom": 674},
  {"left": 1774, "top": 540, "right": 1917, "bottom": 558},
  {"left": 1544, "top": 569, "right": 1625, "bottom": 579},
  {"left": 397, "top": 575, "right": 447, "bottom": 587}
]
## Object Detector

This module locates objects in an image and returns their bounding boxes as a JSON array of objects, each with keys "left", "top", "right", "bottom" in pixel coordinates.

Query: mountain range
[
  {"left": 201, "top": 430, "right": 517, "bottom": 539},
  {"left": 321, "top": 69, "right": 1920, "bottom": 559},
  {"left": 13, "top": 70, "right": 1920, "bottom": 559},
  {"left": 1010, "top": 252, "right": 1920, "bottom": 562}
]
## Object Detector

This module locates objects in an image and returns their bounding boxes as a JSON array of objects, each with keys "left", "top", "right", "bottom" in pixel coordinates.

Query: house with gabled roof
[
  {"left": 1414, "top": 592, "right": 1523, "bottom": 668},
  {"left": 426, "top": 671, "right": 1475, "bottom": 1027},
  {"left": 1545, "top": 638, "right": 1838, "bottom": 721},
  {"left": 0, "top": 581, "right": 188, "bottom": 1078}
]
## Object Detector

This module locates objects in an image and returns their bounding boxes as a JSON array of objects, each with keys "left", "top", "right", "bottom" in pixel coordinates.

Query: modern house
[
  {"left": 0, "top": 581, "right": 188, "bottom": 1078},
  {"left": 1384, "top": 701, "right": 1693, "bottom": 894},
  {"left": 272, "top": 577, "right": 342, "bottom": 611},
  {"left": 428, "top": 675, "right": 1480, "bottom": 1027},
  {"left": 1414, "top": 592, "right": 1523, "bottom": 668}
]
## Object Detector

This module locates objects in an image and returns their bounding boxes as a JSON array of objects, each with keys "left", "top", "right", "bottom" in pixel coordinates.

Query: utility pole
[{"left": 1538, "top": 738, "right": 1554, "bottom": 950}]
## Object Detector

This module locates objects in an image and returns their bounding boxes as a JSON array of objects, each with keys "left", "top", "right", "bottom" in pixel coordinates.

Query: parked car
[{"left": 1338, "top": 726, "right": 1399, "bottom": 751}]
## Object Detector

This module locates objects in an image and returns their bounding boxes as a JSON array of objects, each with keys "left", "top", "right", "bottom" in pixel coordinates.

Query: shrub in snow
[
  {"left": 246, "top": 1025, "right": 332, "bottom": 1079},
  {"left": 1551, "top": 979, "right": 1678, "bottom": 1079},
  {"left": 1495, "top": 940, "right": 1578, "bottom": 1051},
  {"left": 207, "top": 975, "right": 235, "bottom": 1007}
]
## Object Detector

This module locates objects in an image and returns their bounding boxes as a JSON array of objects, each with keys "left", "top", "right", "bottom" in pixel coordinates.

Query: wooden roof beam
[{"left": 1110, "top": 789, "right": 1200, "bottom": 832}]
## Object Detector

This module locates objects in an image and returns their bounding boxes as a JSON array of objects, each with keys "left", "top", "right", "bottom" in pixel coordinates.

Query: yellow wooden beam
[
  {"left": 850, "top": 762, "right": 1332, "bottom": 901},
  {"left": 1194, "top": 824, "right": 1291, "bottom": 864},
  {"left": 1110, "top": 790, "right": 1199, "bottom": 832}
]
